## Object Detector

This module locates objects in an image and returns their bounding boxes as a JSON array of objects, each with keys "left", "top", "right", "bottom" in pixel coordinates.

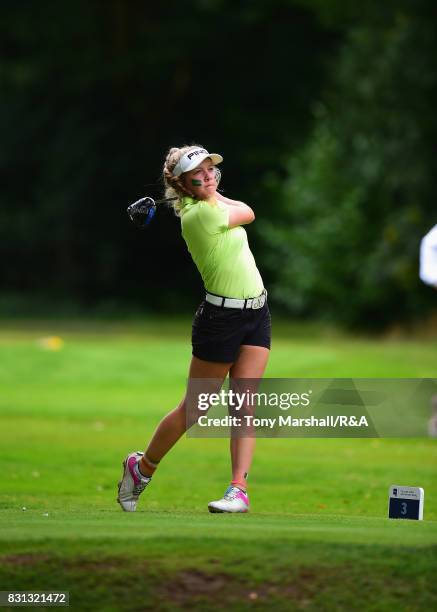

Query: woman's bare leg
[
  {"left": 139, "top": 356, "right": 232, "bottom": 476},
  {"left": 228, "top": 345, "right": 270, "bottom": 490}
]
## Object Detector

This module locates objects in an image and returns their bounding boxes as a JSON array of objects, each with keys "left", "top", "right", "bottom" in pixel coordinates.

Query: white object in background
[{"left": 420, "top": 224, "right": 437, "bottom": 286}]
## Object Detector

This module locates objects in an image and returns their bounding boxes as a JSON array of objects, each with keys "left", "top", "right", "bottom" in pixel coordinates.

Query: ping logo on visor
[
  {"left": 172, "top": 147, "right": 223, "bottom": 177},
  {"left": 187, "top": 148, "right": 207, "bottom": 160}
]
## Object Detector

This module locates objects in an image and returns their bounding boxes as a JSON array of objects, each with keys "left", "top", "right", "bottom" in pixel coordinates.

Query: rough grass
[{"left": 1, "top": 319, "right": 436, "bottom": 610}]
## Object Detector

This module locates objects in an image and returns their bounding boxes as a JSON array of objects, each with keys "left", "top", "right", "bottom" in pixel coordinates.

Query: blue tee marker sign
[{"left": 388, "top": 485, "right": 424, "bottom": 520}]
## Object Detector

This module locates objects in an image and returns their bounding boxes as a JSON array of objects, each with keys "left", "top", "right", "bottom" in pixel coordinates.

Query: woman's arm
[{"left": 215, "top": 192, "right": 255, "bottom": 227}]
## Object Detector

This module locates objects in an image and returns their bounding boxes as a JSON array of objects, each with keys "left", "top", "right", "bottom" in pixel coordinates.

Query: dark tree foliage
[
  {"left": 0, "top": 0, "right": 334, "bottom": 313},
  {"left": 2, "top": 1, "right": 434, "bottom": 326},
  {"left": 259, "top": 0, "right": 437, "bottom": 328}
]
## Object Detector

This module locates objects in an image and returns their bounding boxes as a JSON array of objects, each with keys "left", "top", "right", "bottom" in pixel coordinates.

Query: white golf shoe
[
  {"left": 117, "top": 451, "right": 151, "bottom": 512},
  {"left": 208, "top": 485, "right": 249, "bottom": 513}
]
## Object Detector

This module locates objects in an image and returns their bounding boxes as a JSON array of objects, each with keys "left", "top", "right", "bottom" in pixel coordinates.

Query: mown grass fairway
[{"left": 1, "top": 319, "right": 436, "bottom": 611}]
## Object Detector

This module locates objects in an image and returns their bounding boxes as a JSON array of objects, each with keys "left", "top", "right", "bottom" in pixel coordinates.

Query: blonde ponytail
[{"left": 162, "top": 144, "right": 202, "bottom": 216}]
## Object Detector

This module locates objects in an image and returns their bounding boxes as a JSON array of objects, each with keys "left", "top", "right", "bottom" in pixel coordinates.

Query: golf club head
[{"left": 127, "top": 197, "right": 156, "bottom": 229}]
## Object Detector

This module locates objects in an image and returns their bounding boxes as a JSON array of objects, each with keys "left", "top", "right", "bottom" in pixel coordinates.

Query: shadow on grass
[{"left": 1, "top": 542, "right": 436, "bottom": 611}]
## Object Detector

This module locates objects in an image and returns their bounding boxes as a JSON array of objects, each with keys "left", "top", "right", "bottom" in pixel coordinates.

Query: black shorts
[{"left": 192, "top": 296, "right": 271, "bottom": 363}]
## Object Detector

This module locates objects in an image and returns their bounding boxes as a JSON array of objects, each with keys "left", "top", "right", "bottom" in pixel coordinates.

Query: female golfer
[{"left": 117, "top": 145, "right": 271, "bottom": 513}]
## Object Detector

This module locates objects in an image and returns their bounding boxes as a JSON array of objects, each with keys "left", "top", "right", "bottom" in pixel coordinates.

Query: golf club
[{"left": 127, "top": 195, "right": 178, "bottom": 229}]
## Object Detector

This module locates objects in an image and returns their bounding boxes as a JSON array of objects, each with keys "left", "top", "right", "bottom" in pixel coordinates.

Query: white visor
[{"left": 172, "top": 147, "right": 223, "bottom": 177}]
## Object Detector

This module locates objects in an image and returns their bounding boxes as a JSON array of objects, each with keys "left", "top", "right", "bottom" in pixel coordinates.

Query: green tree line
[{"left": 1, "top": 0, "right": 435, "bottom": 326}]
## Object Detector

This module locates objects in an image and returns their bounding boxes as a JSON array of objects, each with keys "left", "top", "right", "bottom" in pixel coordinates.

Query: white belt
[{"left": 205, "top": 289, "right": 267, "bottom": 310}]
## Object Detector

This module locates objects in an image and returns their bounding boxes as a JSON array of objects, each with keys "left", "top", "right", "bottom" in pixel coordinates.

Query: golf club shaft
[{"left": 154, "top": 196, "right": 178, "bottom": 205}]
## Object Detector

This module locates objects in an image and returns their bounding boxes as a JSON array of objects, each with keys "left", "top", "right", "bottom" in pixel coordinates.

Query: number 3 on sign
[{"left": 388, "top": 485, "right": 424, "bottom": 520}]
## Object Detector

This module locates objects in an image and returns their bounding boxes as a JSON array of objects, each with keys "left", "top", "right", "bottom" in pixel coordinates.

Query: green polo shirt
[{"left": 180, "top": 197, "right": 264, "bottom": 299}]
